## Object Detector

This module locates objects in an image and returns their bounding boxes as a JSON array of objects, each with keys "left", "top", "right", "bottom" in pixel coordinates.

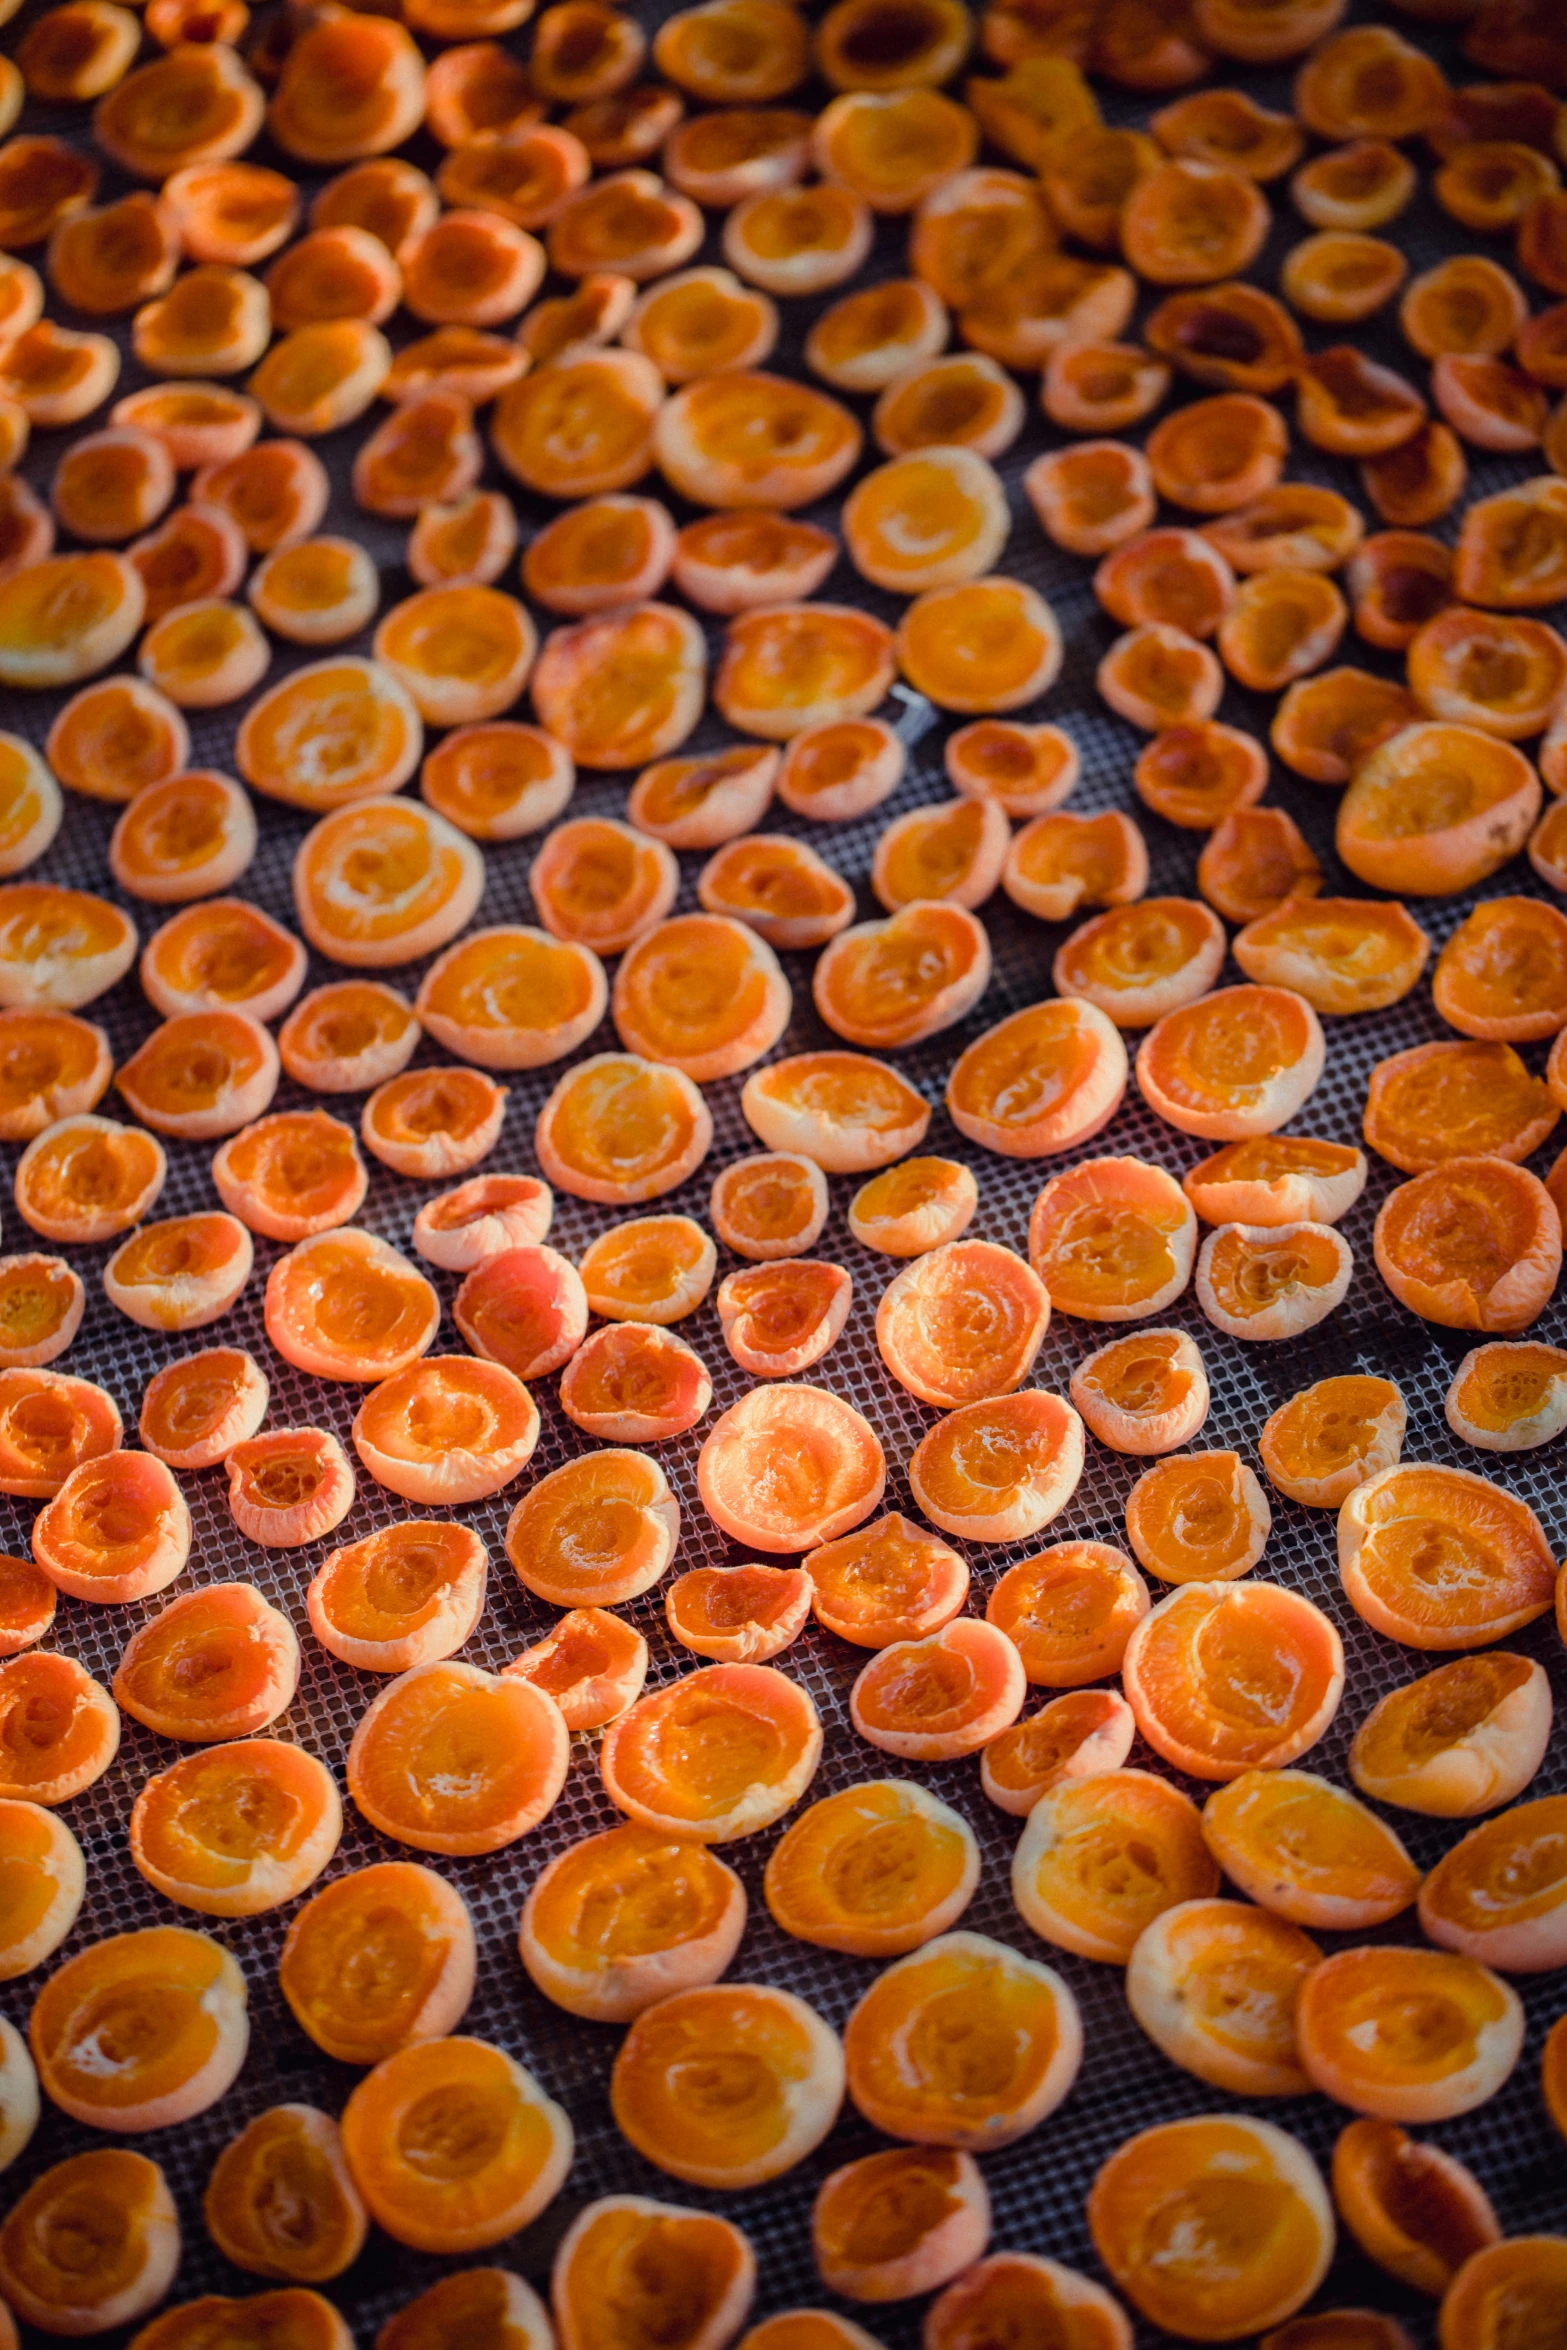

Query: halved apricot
[
  {"left": 1196, "top": 1219, "right": 1354, "bottom": 1341},
  {"left": 851, "top": 1618, "right": 1025, "bottom": 1761},
  {"left": 844, "top": 1928, "right": 1079, "bottom": 2147},
  {"left": 1360, "top": 421, "right": 1467, "bottom": 530},
  {"left": 116, "top": 1013, "right": 278, "bottom": 1144},
  {"left": 1260, "top": 1374, "right": 1404, "bottom": 1509},
  {"left": 654, "top": 369, "right": 861, "bottom": 510},
  {"left": 342, "top": 2035, "right": 570, "bottom": 2254},
  {"left": 1340, "top": 1462, "right": 1556, "bottom": 1648},
  {"left": 743, "top": 1049, "right": 929, "bottom": 1174},
  {"left": 410, "top": 1176, "right": 552, "bottom": 1276},
  {"left": 0, "top": 1651, "right": 118, "bottom": 1803},
  {"left": 138, "top": 899, "right": 301, "bottom": 1026},
  {"left": 765, "top": 1779, "right": 976, "bottom": 1959},
  {"left": 450, "top": 1246, "right": 586, "bottom": 1384},
  {"left": 0, "top": 321, "right": 118, "bottom": 432},
  {"left": 34, "top": 1447, "right": 189, "bottom": 1602},
  {"left": 1044, "top": 341, "right": 1168, "bottom": 435},
  {"left": 31, "top": 1922, "right": 248, "bottom": 2129},
  {"left": 408, "top": 490, "right": 517, "bottom": 593},
  {"left": 813, "top": 2145, "right": 989, "bottom": 2303},
  {"left": 1025, "top": 442, "right": 1155, "bottom": 558},
  {"left": 1127, "top": 1896, "right": 1320, "bottom": 2096},
  {"left": 577, "top": 1218, "right": 713, "bottom": 1332},
  {"left": 226, "top": 1426, "right": 354, "bottom": 1548},
  {"left": 928, "top": 2257, "right": 1131, "bottom": 2350},
  {"left": 204, "top": 2105, "right": 365, "bottom": 2285},
  {"left": 877, "top": 1238, "right": 1048, "bottom": 1409},
  {"left": 537, "top": 1049, "right": 711, "bottom": 1204},
  {"left": 0, "top": 1795, "right": 82, "bottom": 1975},
  {"left": 278, "top": 981, "right": 418, "bottom": 1094},
  {"left": 1418, "top": 1793, "right": 1567, "bottom": 1972},
  {"left": 985, "top": 1540, "right": 1149, "bottom": 1689},
  {"left": 132, "top": 2289, "right": 353, "bottom": 2350},
  {"left": 1052, "top": 900, "right": 1222, "bottom": 1035},
  {"left": 1437, "top": 2239, "right": 1567, "bottom": 2349},
  {"left": 1133, "top": 721, "right": 1263, "bottom": 830},
  {"left": 361, "top": 1066, "right": 508, "bottom": 1181},
  {"left": 911, "top": 1388, "right": 1085, "bottom": 1546},
  {"left": 947, "top": 997, "right": 1128, "bottom": 1160},
  {"left": 1089, "top": 2116, "right": 1333, "bottom": 2337},
  {"left": 1232, "top": 898, "right": 1430, "bottom": 1018},
  {"left": 0, "top": 1553, "right": 55, "bottom": 1657},
  {"left": 294, "top": 797, "right": 483, "bottom": 969},
  {"left": 506, "top": 1607, "right": 647, "bottom": 1728},
  {"left": 1203, "top": 1768, "right": 1421, "bottom": 1930},
  {"left": 0, "top": 2148, "right": 179, "bottom": 2334},
  {"left": 710, "top": 1151, "right": 828, "bottom": 1262},
  {"left": 1375, "top": 1157, "right": 1560, "bottom": 1333},
  {"left": 715, "top": 601, "right": 895, "bottom": 742},
  {"left": 1453, "top": 474, "right": 1567, "bottom": 608},
  {"left": 114, "top": 1582, "right": 296, "bottom": 1741},
  {"left": 308, "top": 1523, "right": 487, "bottom": 1676},
  {"left": 1433, "top": 896, "right": 1567, "bottom": 1041},
  {"left": 517, "top": 270, "right": 638, "bottom": 365},
  {"left": 353, "top": 391, "right": 484, "bottom": 521},
  {"left": 0, "top": 1364, "right": 122, "bottom": 1499},
  {"left": 1340, "top": 721, "right": 1540, "bottom": 894},
  {"left": 108, "top": 768, "right": 256, "bottom": 906},
  {"left": 602, "top": 1661, "right": 821, "bottom": 1842},
  {"left": 560, "top": 1320, "right": 713, "bottom": 1441},
  {"left": 613, "top": 1981, "right": 842, "bottom": 2190},
  {"left": 1027, "top": 1155, "right": 1196, "bottom": 1325},
  {"left": 1271, "top": 667, "right": 1420, "bottom": 786},
  {"left": 1125, "top": 1451, "right": 1269, "bottom": 1586},
  {"left": 612, "top": 911, "right": 789, "bottom": 1082},
  {"left": 276, "top": 1862, "right": 475, "bottom": 2070},
  {"left": 1367, "top": 1043, "right": 1557, "bottom": 1175},
  {"left": 698, "top": 833, "right": 855, "bottom": 952},
  {"left": 132, "top": 263, "right": 271, "bottom": 381},
  {"left": 1069, "top": 1328, "right": 1209, "bottom": 1459},
  {"left": 717, "top": 1259, "right": 852, "bottom": 1379},
  {"left": 1139, "top": 983, "right": 1324, "bottom": 1142},
  {"left": 519, "top": 1821, "right": 744, "bottom": 2023},
  {"left": 1297, "top": 1945, "right": 1522, "bottom": 2121},
  {"left": 1124, "top": 1580, "right": 1344, "bottom": 1779},
  {"left": 552, "top": 2198, "right": 755, "bottom": 2350},
  {"left": 348, "top": 1660, "right": 566, "bottom": 1858},
  {"left": 492, "top": 347, "right": 662, "bottom": 502},
  {"left": 534, "top": 601, "right": 708, "bottom": 768},
  {"left": 1098, "top": 621, "right": 1223, "bottom": 730},
  {"left": 1447, "top": 1340, "right": 1567, "bottom": 1453},
  {"left": 265, "top": 1228, "right": 439, "bottom": 1384},
  {"left": 1218, "top": 570, "right": 1347, "bottom": 695},
  {"left": 0, "top": 1252, "right": 81, "bottom": 1369},
  {"left": 44, "top": 678, "right": 185, "bottom": 810},
  {"left": 846, "top": 1159, "right": 972, "bottom": 1261},
  {"left": 808, "top": 1515, "right": 964, "bottom": 1652},
  {"left": 507, "top": 1447, "right": 677, "bottom": 1606},
  {"left": 773, "top": 716, "right": 903, "bottom": 824},
  {"left": 131, "top": 1739, "right": 341, "bottom": 1917},
  {"left": 671, "top": 509, "right": 837, "bottom": 617}
]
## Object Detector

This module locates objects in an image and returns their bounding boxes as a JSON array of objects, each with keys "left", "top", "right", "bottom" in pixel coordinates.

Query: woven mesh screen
[{"left": 1, "top": 2, "right": 1566, "bottom": 2342}]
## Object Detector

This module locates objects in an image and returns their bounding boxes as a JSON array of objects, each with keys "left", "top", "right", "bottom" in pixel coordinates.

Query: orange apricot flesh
[
  {"left": 986, "top": 1540, "right": 1150, "bottom": 1686},
  {"left": 30, "top": 1923, "right": 249, "bottom": 2130},
  {"left": 130, "top": 1741, "right": 341, "bottom": 1917},
  {"left": 1296, "top": 1946, "right": 1524, "bottom": 2121},
  {"left": 139, "top": 1346, "right": 266, "bottom": 1470},
  {"left": 764, "top": 1780, "right": 978, "bottom": 1958},
  {"left": 1350, "top": 1654, "right": 1552, "bottom": 1819},
  {"left": 347, "top": 1661, "right": 568, "bottom": 1856},
  {"left": 982, "top": 1689, "right": 1137, "bottom": 1818},
  {"left": 666, "top": 1564, "right": 811, "bottom": 1663},
  {"left": 1123, "top": 1581, "right": 1344, "bottom": 1780},
  {"left": 1202, "top": 1769, "right": 1421, "bottom": 1930},
  {"left": 340, "top": 2036, "right": 571, "bottom": 2253},
  {"left": 611, "top": 1982, "right": 843, "bottom": 2190},
  {"left": 280, "top": 1862, "right": 475, "bottom": 2066},
  {"left": 1338, "top": 1464, "right": 1556, "bottom": 1649},
  {"left": 601, "top": 1662, "right": 822, "bottom": 1843},
  {"left": 518, "top": 1823, "right": 746, "bottom": 2023},
  {"left": 1332, "top": 2117, "right": 1499, "bottom": 2299},
  {"left": 506, "top": 1607, "right": 647, "bottom": 1729},
  {"left": 0, "top": 1797, "right": 84, "bottom": 1978},
  {"left": 204, "top": 2104, "right": 367, "bottom": 2284},
  {"left": 0, "top": 1651, "right": 119, "bottom": 1805},
  {"left": 308, "top": 1523, "right": 487, "bottom": 1677},
  {"left": 113, "top": 1582, "right": 298, "bottom": 1741}
]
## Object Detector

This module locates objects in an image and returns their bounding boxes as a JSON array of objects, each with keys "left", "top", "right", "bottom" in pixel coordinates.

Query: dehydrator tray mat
[{"left": 1, "top": 3, "right": 1565, "bottom": 2339}]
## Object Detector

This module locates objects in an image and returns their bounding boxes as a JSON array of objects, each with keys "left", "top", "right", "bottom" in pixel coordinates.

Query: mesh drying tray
[{"left": 1, "top": 1, "right": 1565, "bottom": 2341}]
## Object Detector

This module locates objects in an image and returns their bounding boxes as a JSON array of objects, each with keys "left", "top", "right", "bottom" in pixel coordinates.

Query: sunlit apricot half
[
  {"left": 851, "top": 1618, "right": 1025, "bottom": 1761},
  {"left": 280, "top": 1861, "right": 476, "bottom": 2065},
  {"left": 613, "top": 1980, "right": 842, "bottom": 2189},
  {"left": 1138, "top": 984, "right": 1323, "bottom": 1142},
  {"left": 1417, "top": 1791, "right": 1567, "bottom": 1972},
  {"left": 0, "top": 1651, "right": 118, "bottom": 1804},
  {"left": 529, "top": 816, "right": 676, "bottom": 959},
  {"left": 763, "top": 1779, "right": 976, "bottom": 1962},
  {"left": 807, "top": 1511, "right": 968, "bottom": 1650},
  {"left": 1124, "top": 1580, "right": 1344, "bottom": 1780},
  {"left": 843, "top": 1928, "right": 1079, "bottom": 2148},
  {"left": 0, "top": 884, "right": 135, "bottom": 1015},
  {"left": 1340, "top": 1463, "right": 1556, "bottom": 1649},
  {"left": 601, "top": 1661, "right": 821, "bottom": 1842},
  {"left": 1027, "top": 1155, "right": 1196, "bottom": 1325},
  {"left": 551, "top": 2198, "right": 755, "bottom": 2350},
  {"left": 361, "top": 1066, "right": 508, "bottom": 1182},
  {"left": 876, "top": 1238, "right": 1048, "bottom": 1409},
  {"left": 278, "top": 981, "right": 418, "bottom": 1097},
  {"left": 560, "top": 1321, "right": 713, "bottom": 1442},
  {"left": 910, "top": 1389, "right": 1084, "bottom": 1545},
  {"left": 0, "top": 1253, "right": 81, "bottom": 1370},
  {"left": 31, "top": 1922, "right": 248, "bottom": 2130},
  {"left": 358, "top": 1355, "right": 542, "bottom": 1507},
  {"left": 0, "top": 2148, "right": 179, "bottom": 2334},
  {"left": 265, "top": 1228, "right": 439, "bottom": 1384},
  {"left": 115, "top": 1009, "right": 278, "bottom": 1142},
  {"left": 653, "top": 368, "right": 860, "bottom": 509},
  {"left": 518, "top": 1819, "right": 744, "bottom": 2026},
  {"left": 813, "top": 2145, "right": 989, "bottom": 2304},
  {"left": 1089, "top": 2115, "right": 1333, "bottom": 2338},
  {"left": 1195, "top": 1220, "right": 1354, "bottom": 1342},
  {"left": 876, "top": 798, "right": 1009, "bottom": 912},
  {"left": 1202, "top": 1768, "right": 1421, "bottom": 1932},
  {"left": 1127, "top": 1896, "right": 1320, "bottom": 2096},
  {"left": 0, "top": 1553, "right": 55, "bottom": 1659},
  {"left": 697, "top": 834, "right": 854, "bottom": 954},
  {"left": 506, "top": 1607, "right": 647, "bottom": 1729},
  {"left": 1337, "top": 722, "right": 1540, "bottom": 895},
  {"left": 307, "top": 1522, "right": 487, "bottom": 1678},
  {"left": 1125, "top": 1451, "right": 1269, "bottom": 1587},
  {"left": 1374, "top": 1158, "right": 1561, "bottom": 1333},
  {"left": 742, "top": 1049, "right": 929, "bottom": 1175},
  {"left": 341, "top": 2036, "right": 571, "bottom": 2254},
  {"left": 0, "top": 1796, "right": 83, "bottom": 1976},
  {"left": 506, "top": 1448, "right": 678, "bottom": 1606},
  {"left": 947, "top": 998, "right": 1128, "bottom": 1160},
  {"left": 33, "top": 1446, "right": 189, "bottom": 1604},
  {"left": 204, "top": 2105, "right": 366, "bottom": 2285},
  {"left": 983, "top": 1543, "right": 1148, "bottom": 1692},
  {"left": 114, "top": 1582, "right": 297, "bottom": 1741},
  {"left": 1025, "top": 442, "right": 1155, "bottom": 559},
  {"left": 292, "top": 798, "right": 483, "bottom": 970},
  {"left": 1231, "top": 898, "right": 1430, "bottom": 1018},
  {"left": 107, "top": 767, "right": 255, "bottom": 907},
  {"left": 450, "top": 1246, "right": 587, "bottom": 1383},
  {"left": 611, "top": 911, "right": 789, "bottom": 1084},
  {"left": 1431, "top": 896, "right": 1567, "bottom": 1044},
  {"left": 0, "top": 1010, "right": 111, "bottom": 1149},
  {"left": 715, "top": 1260, "right": 851, "bottom": 1380},
  {"left": 1447, "top": 1341, "right": 1567, "bottom": 1452},
  {"left": 1367, "top": 1043, "right": 1557, "bottom": 1175},
  {"left": 0, "top": 1364, "right": 122, "bottom": 1500},
  {"left": 1257, "top": 1374, "right": 1404, "bottom": 1513},
  {"left": 1297, "top": 1945, "right": 1523, "bottom": 2121},
  {"left": 1070, "top": 1328, "right": 1209, "bottom": 1459},
  {"left": 1199, "top": 805, "right": 1331, "bottom": 927},
  {"left": 348, "top": 1660, "right": 567, "bottom": 1857},
  {"left": 130, "top": 1739, "right": 341, "bottom": 1918},
  {"left": 223, "top": 1426, "right": 353, "bottom": 1549},
  {"left": 411, "top": 1175, "right": 553, "bottom": 1275}
]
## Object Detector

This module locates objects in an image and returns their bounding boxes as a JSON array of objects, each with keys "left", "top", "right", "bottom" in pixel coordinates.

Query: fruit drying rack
[{"left": 1, "top": 1, "right": 1565, "bottom": 2341}]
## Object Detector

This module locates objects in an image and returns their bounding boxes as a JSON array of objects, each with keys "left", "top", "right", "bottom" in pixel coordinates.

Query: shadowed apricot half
[
  {"left": 0, "top": 1652, "right": 119, "bottom": 1803},
  {"left": 520, "top": 1822, "right": 746, "bottom": 2025},
  {"left": 1335, "top": 2117, "right": 1500, "bottom": 2301},
  {"left": 1446, "top": 1342, "right": 1567, "bottom": 1452},
  {"left": 279, "top": 982, "right": 418, "bottom": 1096},
  {"left": 877, "top": 1240, "right": 1048, "bottom": 1408},
  {"left": 1259, "top": 1376, "right": 1404, "bottom": 1512},
  {"left": 813, "top": 2146, "right": 989, "bottom": 2304},
  {"left": 0, "top": 1365, "right": 122, "bottom": 1500},
  {"left": 34, "top": 1449, "right": 189, "bottom": 1603},
  {"left": 927, "top": 2257, "right": 1131, "bottom": 2350},
  {"left": 1366, "top": 1045, "right": 1556, "bottom": 1174},
  {"left": 1139, "top": 985, "right": 1324, "bottom": 1140},
  {"left": 1202, "top": 1770, "right": 1421, "bottom": 1932},
  {"left": 602, "top": 1662, "right": 821, "bottom": 1844},
  {"left": 362, "top": 1067, "right": 508, "bottom": 1181},
  {"left": 910, "top": 1389, "right": 1084, "bottom": 1546},
  {"left": 446, "top": 1245, "right": 583, "bottom": 1380},
  {"left": 1374, "top": 1159, "right": 1561, "bottom": 1333},
  {"left": 0, "top": 1253, "right": 82, "bottom": 1369},
  {"left": 130, "top": 1741, "right": 341, "bottom": 1918},
  {"left": 0, "top": 1009, "right": 111, "bottom": 1143},
  {"left": 1127, "top": 1897, "right": 1320, "bottom": 2097},
  {"left": 1421, "top": 1792, "right": 1565, "bottom": 1977},
  {"left": 1340, "top": 1465, "right": 1555, "bottom": 1651},
  {"left": 1124, "top": 1581, "right": 1344, "bottom": 1780},
  {"left": 552, "top": 2198, "right": 756, "bottom": 2350},
  {"left": 114, "top": 1583, "right": 298, "bottom": 1742},
  {"left": 0, "top": 1797, "right": 83, "bottom": 1976},
  {"left": 204, "top": 2105, "right": 366, "bottom": 2285},
  {"left": 743, "top": 1050, "right": 929, "bottom": 1173},
  {"left": 348, "top": 1661, "right": 567, "bottom": 1857},
  {"left": 1438, "top": 2240, "right": 1567, "bottom": 2350},
  {"left": 342, "top": 2037, "right": 570, "bottom": 2256},
  {"left": 765, "top": 1780, "right": 976, "bottom": 1959},
  {"left": 581, "top": 1216, "right": 715, "bottom": 1326},
  {"left": 0, "top": 1555, "right": 55, "bottom": 1658},
  {"left": 807, "top": 1513, "right": 967, "bottom": 1649},
  {"left": 277, "top": 1863, "right": 475, "bottom": 2072},
  {"left": 0, "top": 2148, "right": 179, "bottom": 2334},
  {"left": 947, "top": 999, "right": 1127, "bottom": 1159},
  {"left": 1298, "top": 1946, "right": 1523, "bottom": 2122},
  {"left": 506, "top": 1608, "right": 647, "bottom": 1729},
  {"left": 1351, "top": 1653, "right": 1551, "bottom": 1824},
  {"left": 1089, "top": 2116, "right": 1333, "bottom": 2340},
  {"left": 698, "top": 1383, "right": 885, "bottom": 1554},
  {"left": 31, "top": 1923, "right": 248, "bottom": 2130},
  {"left": 612, "top": 1981, "right": 842, "bottom": 2190},
  {"left": 0, "top": 885, "right": 136, "bottom": 1012}
]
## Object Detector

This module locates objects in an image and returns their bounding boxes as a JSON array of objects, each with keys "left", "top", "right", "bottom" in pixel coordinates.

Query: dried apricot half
[
  {"left": 340, "top": 2037, "right": 570, "bottom": 2253},
  {"left": 764, "top": 1780, "right": 977, "bottom": 1958},
  {"left": 1374, "top": 1158, "right": 1560, "bottom": 1333},
  {"left": 612, "top": 1982, "right": 842, "bottom": 2189},
  {"left": 1339, "top": 1463, "right": 1555, "bottom": 1649},
  {"left": 1123, "top": 1581, "right": 1344, "bottom": 1779},
  {"left": 601, "top": 1661, "right": 821, "bottom": 1842},
  {"left": 308, "top": 1524, "right": 488, "bottom": 1676},
  {"left": 114, "top": 1582, "right": 297, "bottom": 1741},
  {"left": 518, "top": 1823, "right": 744, "bottom": 2023},
  {"left": 1260, "top": 1375, "right": 1404, "bottom": 1509},
  {"left": 1202, "top": 1769, "right": 1421, "bottom": 1931},
  {"left": 1296, "top": 1946, "right": 1522, "bottom": 2121},
  {"left": 1069, "top": 1329, "right": 1210, "bottom": 1456},
  {"left": 131, "top": 1741, "right": 341, "bottom": 1917}
]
